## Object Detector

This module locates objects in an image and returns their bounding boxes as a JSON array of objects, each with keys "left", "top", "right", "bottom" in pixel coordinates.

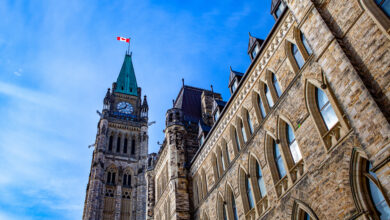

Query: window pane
[
  {"left": 246, "top": 176, "right": 255, "bottom": 209},
  {"left": 215, "top": 158, "right": 220, "bottom": 178},
  {"left": 287, "top": 125, "right": 302, "bottom": 163},
  {"left": 225, "top": 144, "right": 230, "bottom": 163},
  {"left": 367, "top": 162, "right": 390, "bottom": 219},
  {"left": 379, "top": 0, "right": 390, "bottom": 17},
  {"left": 274, "top": 141, "right": 287, "bottom": 178},
  {"left": 258, "top": 94, "right": 266, "bottom": 118},
  {"left": 321, "top": 103, "right": 338, "bottom": 130},
  {"left": 256, "top": 162, "right": 267, "bottom": 197},
  {"left": 316, "top": 88, "right": 328, "bottom": 110},
  {"left": 241, "top": 121, "right": 247, "bottom": 143},
  {"left": 301, "top": 32, "right": 312, "bottom": 55},
  {"left": 247, "top": 112, "right": 254, "bottom": 134},
  {"left": 316, "top": 88, "right": 338, "bottom": 130},
  {"left": 304, "top": 212, "right": 311, "bottom": 220},
  {"left": 220, "top": 151, "right": 225, "bottom": 171},
  {"left": 265, "top": 85, "right": 274, "bottom": 107},
  {"left": 223, "top": 204, "right": 228, "bottom": 220},
  {"left": 292, "top": 44, "right": 305, "bottom": 69},
  {"left": 272, "top": 74, "right": 282, "bottom": 97},
  {"left": 231, "top": 193, "right": 239, "bottom": 220},
  {"left": 235, "top": 129, "right": 241, "bottom": 151}
]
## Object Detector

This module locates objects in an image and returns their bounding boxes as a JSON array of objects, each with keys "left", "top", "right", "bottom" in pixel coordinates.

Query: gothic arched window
[
  {"left": 292, "top": 200, "right": 319, "bottom": 220},
  {"left": 264, "top": 84, "right": 274, "bottom": 107},
  {"left": 131, "top": 139, "right": 136, "bottom": 155},
  {"left": 106, "top": 171, "right": 116, "bottom": 185},
  {"left": 272, "top": 73, "right": 282, "bottom": 98},
  {"left": 366, "top": 162, "right": 390, "bottom": 218},
  {"left": 301, "top": 32, "right": 312, "bottom": 55},
  {"left": 292, "top": 43, "right": 305, "bottom": 69},
  {"left": 234, "top": 128, "right": 241, "bottom": 152},
  {"left": 316, "top": 87, "right": 338, "bottom": 130},
  {"left": 258, "top": 93, "right": 266, "bottom": 118},
  {"left": 116, "top": 136, "right": 121, "bottom": 153},
  {"left": 108, "top": 135, "right": 113, "bottom": 152},
  {"left": 256, "top": 160, "right": 267, "bottom": 197},
  {"left": 224, "top": 142, "right": 230, "bottom": 164},
  {"left": 286, "top": 124, "right": 302, "bottom": 163},
  {"left": 231, "top": 191, "right": 239, "bottom": 220},
  {"left": 123, "top": 138, "right": 128, "bottom": 154},
  {"left": 240, "top": 119, "right": 248, "bottom": 143},
  {"left": 123, "top": 172, "right": 131, "bottom": 188},
  {"left": 246, "top": 174, "right": 255, "bottom": 210},
  {"left": 274, "top": 140, "right": 287, "bottom": 179},
  {"left": 246, "top": 110, "right": 254, "bottom": 135}
]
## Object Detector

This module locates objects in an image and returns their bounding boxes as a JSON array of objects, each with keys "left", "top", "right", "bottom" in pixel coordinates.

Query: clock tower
[{"left": 83, "top": 53, "right": 149, "bottom": 220}]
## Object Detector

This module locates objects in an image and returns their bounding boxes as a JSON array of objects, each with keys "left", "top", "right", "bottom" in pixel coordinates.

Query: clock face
[{"left": 117, "top": 102, "right": 133, "bottom": 114}]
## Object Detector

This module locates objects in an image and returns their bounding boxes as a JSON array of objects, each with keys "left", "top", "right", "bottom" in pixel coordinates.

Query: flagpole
[{"left": 127, "top": 37, "right": 131, "bottom": 54}]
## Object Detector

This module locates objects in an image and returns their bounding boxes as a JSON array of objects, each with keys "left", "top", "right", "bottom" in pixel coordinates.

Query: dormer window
[
  {"left": 251, "top": 44, "right": 260, "bottom": 59},
  {"left": 275, "top": 1, "right": 286, "bottom": 19},
  {"left": 199, "top": 135, "right": 205, "bottom": 146},
  {"left": 231, "top": 80, "right": 238, "bottom": 93},
  {"left": 214, "top": 110, "right": 220, "bottom": 122}
]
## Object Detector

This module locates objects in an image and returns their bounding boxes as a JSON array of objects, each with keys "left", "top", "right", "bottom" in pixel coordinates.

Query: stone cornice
[{"left": 190, "top": 11, "right": 295, "bottom": 175}]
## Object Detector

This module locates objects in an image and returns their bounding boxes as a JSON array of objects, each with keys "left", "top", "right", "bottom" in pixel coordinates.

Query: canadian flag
[{"left": 117, "top": 37, "right": 130, "bottom": 43}]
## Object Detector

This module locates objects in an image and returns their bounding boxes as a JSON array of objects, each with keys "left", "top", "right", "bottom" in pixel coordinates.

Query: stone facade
[
  {"left": 83, "top": 54, "right": 149, "bottom": 220},
  {"left": 146, "top": 1, "right": 390, "bottom": 220}
]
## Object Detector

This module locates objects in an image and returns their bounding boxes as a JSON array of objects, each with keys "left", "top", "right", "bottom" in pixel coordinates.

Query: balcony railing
[
  {"left": 275, "top": 175, "right": 289, "bottom": 197},
  {"left": 289, "top": 159, "right": 304, "bottom": 183},
  {"left": 245, "top": 208, "right": 256, "bottom": 220},
  {"left": 256, "top": 195, "right": 269, "bottom": 216}
]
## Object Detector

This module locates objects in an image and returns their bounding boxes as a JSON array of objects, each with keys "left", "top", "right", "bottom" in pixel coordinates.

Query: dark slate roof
[
  {"left": 247, "top": 32, "right": 264, "bottom": 54},
  {"left": 228, "top": 67, "right": 244, "bottom": 88},
  {"left": 271, "top": 0, "right": 281, "bottom": 14},
  {"left": 174, "top": 86, "right": 207, "bottom": 122},
  {"left": 198, "top": 121, "right": 211, "bottom": 137}
]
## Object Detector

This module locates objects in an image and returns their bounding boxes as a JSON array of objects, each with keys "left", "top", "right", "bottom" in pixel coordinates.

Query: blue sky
[{"left": 0, "top": 0, "right": 274, "bottom": 219}]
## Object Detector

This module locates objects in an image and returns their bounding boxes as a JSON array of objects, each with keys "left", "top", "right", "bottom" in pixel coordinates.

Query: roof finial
[
  {"left": 248, "top": 32, "right": 252, "bottom": 37},
  {"left": 210, "top": 85, "right": 213, "bottom": 93},
  {"left": 172, "top": 99, "right": 175, "bottom": 107},
  {"left": 182, "top": 78, "right": 184, "bottom": 87},
  {"left": 230, "top": 66, "right": 233, "bottom": 72}
]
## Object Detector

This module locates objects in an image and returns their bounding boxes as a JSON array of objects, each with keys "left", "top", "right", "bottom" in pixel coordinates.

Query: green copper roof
[{"left": 115, "top": 54, "right": 138, "bottom": 96}]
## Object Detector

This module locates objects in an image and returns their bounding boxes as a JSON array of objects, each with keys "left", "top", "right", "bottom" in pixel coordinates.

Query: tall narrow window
[
  {"left": 264, "top": 84, "right": 274, "bottom": 107},
  {"left": 247, "top": 111, "right": 254, "bottom": 135},
  {"left": 316, "top": 88, "right": 338, "bottom": 130},
  {"left": 215, "top": 155, "right": 220, "bottom": 179},
  {"left": 223, "top": 203, "right": 228, "bottom": 220},
  {"left": 272, "top": 74, "right": 282, "bottom": 97},
  {"left": 220, "top": 150, "right": 225, "bottom": 172},
  {"left": 303, "top": 212, "right": 311, "bottom": 220},
  {"left": 258, "top": 94, "right": 266, "bottom": 118},
  {"left": 234, "top": 129, "right": 241, "bottom": 151},
  {"left": 274, "top": 140, "right": 287, "bottom": 179},
  {"left": 231, "top": 193, "right": 239, "bottom": 220},
  {"left": 123, "top": 138, "right": 128, "bottom": 154},
  {"left": 225, "top": 143, "right": 231, "bottom": 164},
  {"left": 256, "top": 161, "right": 267, "bottom": 197},
  {"left": 240, "top": 120, "right": 247, "bottom": 143},
  {"left": 286, "top": 124, "right": 302, "bottom": 163},
  {"left": 292, "top": 44, "right": 305, "bottom": 69},
  {"left": 123, "top": 174, "right": 127, "bottom": 186},
  {"left": 108, "top": 136, "right": 113, "bottom": 151},
  {"left": 366, "top": 162, "right": 390, "bottom": 219},
  {"left": 246, "top": 175, "right": 255, "bottom": 209},
  {"left": 301, "top": 32, "right": 312, "bottom": 55},
  {"left": 376, "top": 0, "right": 390, "bottom": 17},
  {"left": 107, "top": 172, "right": 116, "bottom": 185},
  {"left": 116, "top": 137, "right": 121, "bottom": 153},
  {"left": 131, "top": 139, "right": 136, "bottom": 155},
  {"left": 107, "top": 172, "right": 112, "bottom": 184}
]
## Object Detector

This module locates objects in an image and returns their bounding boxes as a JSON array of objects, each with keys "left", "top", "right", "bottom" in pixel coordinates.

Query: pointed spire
[{"left": 114, "top": 54, "right": 138, "bottom": 96}]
